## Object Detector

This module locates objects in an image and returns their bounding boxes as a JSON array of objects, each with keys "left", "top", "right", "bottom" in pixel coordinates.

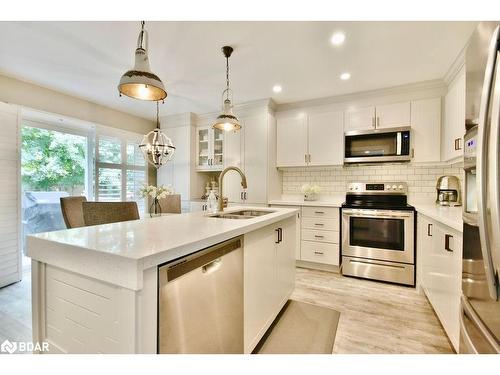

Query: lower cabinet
[
  {"left": 417, "top": 213, "right": 462, "bottom": 351},
  {"left": 243, "top": 216, "right": 296, "bottom": 353}
]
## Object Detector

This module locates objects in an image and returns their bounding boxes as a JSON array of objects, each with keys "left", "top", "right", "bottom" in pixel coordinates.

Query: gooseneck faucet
[{"left": 218, "top": 166, "right": 247, "bottom": 212}]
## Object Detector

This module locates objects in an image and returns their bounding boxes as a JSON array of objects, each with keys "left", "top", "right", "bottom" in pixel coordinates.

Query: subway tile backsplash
[{"left": 281, "top": 162, "right": 464, "bottom": 200}]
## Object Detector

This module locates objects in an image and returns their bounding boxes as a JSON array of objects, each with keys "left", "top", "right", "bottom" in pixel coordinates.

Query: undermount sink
[{"left": 209, "top": 210, "right": 275, "bottom": 219}]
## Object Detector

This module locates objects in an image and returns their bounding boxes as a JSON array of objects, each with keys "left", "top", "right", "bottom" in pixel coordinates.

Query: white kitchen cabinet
[
  {"left": 344, "top": 106, "right": 376, "bottom": 131},
  {"left": 276, "top": 111, "right": 343, "bottom": 167},
  {"left": 269, "top": 205, "right": 301, "bottom": 260},
  {"left": 276, "top": 115, "right": 308, "bottom": 167},
  {"left": 442, "top": 66, "right": 466, "bottom": 162},
  {"left": 244, "top": 216, "right": 296, "bottom": 353},
  {"left": 375, "top": 101, "right": 411, "bottom": 129},
  {"left": 344, "top": 102, "right": 410, "bottom": 132},
  {"left": 307, "top": 111, "right": 344, "bottom": 166},
  {"left": 196, "top": 126, "right": 224, "bottom": 171},
  {"left": 411, "top": 98, "right": 441, "bottom": 163},
  {"left": 300, "top": 206, "right": 340, "bottom": 266},
  {"left": 418, "top": 213, "right": 462, "bottom": 351}
]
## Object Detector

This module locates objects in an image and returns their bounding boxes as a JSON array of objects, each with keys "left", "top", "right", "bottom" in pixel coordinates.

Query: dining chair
[
  {"left": 82, "top": 201, "right": 140, "bottom": 226},
  {"left": 60, "top": 196, "right": 88, "bottom": 229},
  {"left": 158, "top": 194, "right": 182, "bottom": 214}
]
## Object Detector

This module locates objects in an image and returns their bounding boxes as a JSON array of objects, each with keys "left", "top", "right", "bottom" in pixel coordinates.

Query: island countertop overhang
[{"left": 26, "top": 206, "right": 298, "bottom": 290}]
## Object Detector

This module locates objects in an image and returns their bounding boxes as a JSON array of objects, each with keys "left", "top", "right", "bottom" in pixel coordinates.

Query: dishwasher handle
[{"left": 160, "top": 237, "right": 242, "bottom": 283}]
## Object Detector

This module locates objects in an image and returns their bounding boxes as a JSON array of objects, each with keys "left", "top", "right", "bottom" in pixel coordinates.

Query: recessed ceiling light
[
  {"left": 340, "top": 72, "right": 351, "bottom": 80},
  {"left": 330, "top": 32, "right": 345, "bottom": 46},
  {"left": 272, "top": 85, "right": 282, "bottom": 93}
]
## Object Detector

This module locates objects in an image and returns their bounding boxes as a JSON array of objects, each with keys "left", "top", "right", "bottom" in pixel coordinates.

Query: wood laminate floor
[
  {"left": 292, "top": 267, "right": 454, "bottom": 354},
  {"left": 0, "top": 266, "right": 453, "bottom": 354}
]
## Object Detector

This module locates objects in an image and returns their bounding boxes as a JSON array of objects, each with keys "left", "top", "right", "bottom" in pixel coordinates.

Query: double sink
[{"left": 209, "top": 209, "right": 275, "bottom": 220}]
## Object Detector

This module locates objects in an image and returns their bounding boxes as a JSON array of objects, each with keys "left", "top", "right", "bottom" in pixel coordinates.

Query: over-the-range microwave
[{"left": 344, "top": 126, "right": 411, "bottom": 163}]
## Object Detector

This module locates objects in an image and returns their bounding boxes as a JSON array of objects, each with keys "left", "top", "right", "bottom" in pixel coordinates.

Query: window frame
[{"left": 95, "top": 127, "right": 148, "bottom": 212}]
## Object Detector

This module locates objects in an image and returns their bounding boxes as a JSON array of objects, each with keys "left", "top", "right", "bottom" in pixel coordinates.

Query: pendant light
[
  {"left": 139, "top": 101, "right": 175, "bottom": 168},
  {"left": 212, "top": 46, "right": 241, "bottom": 132},
  {"left": 118, "top": 21, "right": 167, "bottom": 101}
]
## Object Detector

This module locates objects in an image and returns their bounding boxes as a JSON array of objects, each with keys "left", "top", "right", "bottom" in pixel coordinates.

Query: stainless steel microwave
[{"left": 344, "top": 126, "right": 411, "bottom": 163}]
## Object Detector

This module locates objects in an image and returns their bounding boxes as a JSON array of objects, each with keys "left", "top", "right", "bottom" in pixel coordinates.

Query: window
[{"left": 95, "top": 132, "right": 148, "bottom": 213}]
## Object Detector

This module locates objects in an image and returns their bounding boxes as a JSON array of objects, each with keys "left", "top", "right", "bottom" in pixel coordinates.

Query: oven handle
[{"left": 342, "top": 209, "right": 413, "bottom": 219}]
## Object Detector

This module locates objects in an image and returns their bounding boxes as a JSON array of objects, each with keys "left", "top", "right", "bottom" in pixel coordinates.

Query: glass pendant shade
[
  {"left": 212, "top": 98, "right": 242, "bottom": 131},
  {"left": 118, "top": 22, "right": 167, "bottom": 101},
  {"left": 213, "top": 45, "right": 241, "bottom": 132}
]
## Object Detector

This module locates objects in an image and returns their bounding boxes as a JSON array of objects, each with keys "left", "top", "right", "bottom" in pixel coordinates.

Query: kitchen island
[{"left": 27, "top": 206, "right": 298, "bottom": 354}]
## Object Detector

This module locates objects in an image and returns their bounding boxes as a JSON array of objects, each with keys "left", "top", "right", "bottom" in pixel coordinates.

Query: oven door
[{"left": 342, "top": 208, "right": 414, "bottom": 264}]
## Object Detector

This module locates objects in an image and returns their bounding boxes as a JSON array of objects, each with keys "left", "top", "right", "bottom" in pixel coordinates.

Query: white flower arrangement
[
  {"left": 301, "top": 184, "right": 321, "bottom": 195},
  {"left": 139, "top": 184, "right": 174, "bottom": 200}
]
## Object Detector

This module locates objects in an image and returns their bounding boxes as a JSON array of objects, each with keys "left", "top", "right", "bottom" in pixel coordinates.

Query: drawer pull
[
  {"left": 314, "top": 211, "right": 325, "bottom": 214},
  {"left": 314, "top": 223, "right": 324, "bottom": 226},
  {"left": 314, "top": 251, "right": 324, "bottom": 255},
  {"left": 445, "top": 234, "right": 453, "bottom": 252},
  {"left": 314, "top": 235, "right": 324, "bottom": 239}
]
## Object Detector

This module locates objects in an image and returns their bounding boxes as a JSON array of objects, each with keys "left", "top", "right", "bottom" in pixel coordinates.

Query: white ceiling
[{"left": 0, "top": 21, "right": 477, "bottom": 120}]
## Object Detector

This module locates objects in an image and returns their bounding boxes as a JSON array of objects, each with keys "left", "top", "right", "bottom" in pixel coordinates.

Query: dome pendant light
[
  {"left": 139, "top": 101, "right": 175, "bottom": 169},
  {"left": 212, "top": 46, "right": 241, "bottom": 132},
  {"left": 118, "top": 21, "right": 167, "bottom": 101}
]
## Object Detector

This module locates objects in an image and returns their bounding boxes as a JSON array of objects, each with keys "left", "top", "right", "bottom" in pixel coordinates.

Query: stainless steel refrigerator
[{"left": 461, "top": 21, "right": 500, "bottom": 353}]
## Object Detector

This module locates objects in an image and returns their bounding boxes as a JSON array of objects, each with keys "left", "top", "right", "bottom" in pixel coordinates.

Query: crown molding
[
  {"left": 443, "top": 47, "right": 466, "bottom": 86},
  {"left": 276, "top": 79, "right": 446, "bottom": 113}
]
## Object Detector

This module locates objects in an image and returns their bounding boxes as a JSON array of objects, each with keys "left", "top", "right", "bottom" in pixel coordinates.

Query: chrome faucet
[{"left": 218, "top": 166, "right": 247, "bottom": 212}]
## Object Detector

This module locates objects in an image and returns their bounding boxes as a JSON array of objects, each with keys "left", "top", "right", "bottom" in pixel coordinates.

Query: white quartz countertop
[
  {"left": 27, "top": 206, "right": 298, "bottom": 290},
  {"left": 269, "top": 194, "right": 344, "bottom": 207},
  {"left": 410, "top": 200, "right": 463, "bottom": 232}
]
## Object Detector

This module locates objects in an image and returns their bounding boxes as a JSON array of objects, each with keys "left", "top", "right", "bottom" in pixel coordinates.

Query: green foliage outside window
[{"left": 21, "top": 126, "right": 86, "bottom": 193}]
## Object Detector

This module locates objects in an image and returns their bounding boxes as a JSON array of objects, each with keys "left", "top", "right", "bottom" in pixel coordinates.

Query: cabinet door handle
[
  {"left": 411, "top": 148, "right": 415, "bottom": 158},
  {"left": 245, "top": 192, "right": 247, "bottom": 200},
  {"left": 278, "top": 228, "right": 283, "bottom": 243},
  {"left": 305, "top": 154, "right": 308, "bottom": 163},
  {"left": 314, "top": 251, "right": 324, "bottom": 255},
  {"left": 427, "top": 223, "right": 433, "bottom": 237},
  {"left": 240, "top": 192, "right": 243, "bottom": 200},
  {"left": 454, "top": 138, "right": 462, "bottom": 151},
  {"left": 308, "top": 154, "right": 311, "bottom": 163},
  {"left": 372, "top": 117, "right": 375, "bottom": 128},
  {"left": 376, "top": 116, "right": 380, "bottom": 128},
  {"left": 445, "top": 234, "right": 453, "bottom": 252},
  {"left": 275, "top": 228, "right": 280, "bottom": 244}
]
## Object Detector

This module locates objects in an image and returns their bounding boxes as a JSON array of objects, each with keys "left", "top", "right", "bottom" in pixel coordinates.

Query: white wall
[{"left": 0, "top": 74, "right": 154, "bottom": 135}]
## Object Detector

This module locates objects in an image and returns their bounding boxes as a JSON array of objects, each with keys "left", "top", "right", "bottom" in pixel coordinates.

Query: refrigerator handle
[
  {"left": 488, "top": 55, "right": 500, "bottom": 284},
  {"left": 476, "top": 25, "right": 500, "bottom": 300}
]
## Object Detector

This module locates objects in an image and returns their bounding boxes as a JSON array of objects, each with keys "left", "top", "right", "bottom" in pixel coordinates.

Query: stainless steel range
[{"left": 341, "top": 182, "right": 416, "bottom": 286}]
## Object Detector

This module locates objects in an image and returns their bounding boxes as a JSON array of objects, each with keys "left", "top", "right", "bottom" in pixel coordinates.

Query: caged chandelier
[{"left": 139, "top": 101, "right": 175, "bottom": 169}]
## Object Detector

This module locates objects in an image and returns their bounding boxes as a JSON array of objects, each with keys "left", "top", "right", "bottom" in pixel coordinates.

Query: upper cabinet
[
  {"left": 411, "top": 98, "right": 441, "bottom": 163},
  {"left": 307, "top": 112, "right": 344, "bottom": 166},
  {"left": 375, "top": 102, "right": 411, "bottom": 129},
  {"left": 344, "top": 102, "right": 411, "bottom": 132},
  {"left": 196, "top": 126, "right": 224, "bottom": 171},
  {"left": 344, "top": 106, "right": 375, "bottom": 131},
  {"left": 276, "top": 111, "right": 344, "bottom": 167},
  {"left": 276, "top": 116, "right": 308, "bottom": 167},
  {"left": 442, "top": 67, "right": 466, "bottom": 162}
]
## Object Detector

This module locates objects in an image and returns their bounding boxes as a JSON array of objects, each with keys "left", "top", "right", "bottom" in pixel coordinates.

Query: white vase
[{"left": 304, "top": 192, "right": 317, "bottom": 201}]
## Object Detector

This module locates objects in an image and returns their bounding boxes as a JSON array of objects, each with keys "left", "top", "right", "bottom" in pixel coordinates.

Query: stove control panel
[{"left": 347, "top": 182, "right": 407, "bottom": 195}]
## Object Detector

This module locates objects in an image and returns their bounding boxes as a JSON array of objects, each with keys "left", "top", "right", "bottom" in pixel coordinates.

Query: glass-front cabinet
[{"left": 196, "top": 126, "right": 224, "bottom": 171}]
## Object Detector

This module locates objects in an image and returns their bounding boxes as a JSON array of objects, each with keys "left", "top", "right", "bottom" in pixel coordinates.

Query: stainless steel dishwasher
[{"left": 158, "top": 236, "right": 243, "bottom": 353}]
